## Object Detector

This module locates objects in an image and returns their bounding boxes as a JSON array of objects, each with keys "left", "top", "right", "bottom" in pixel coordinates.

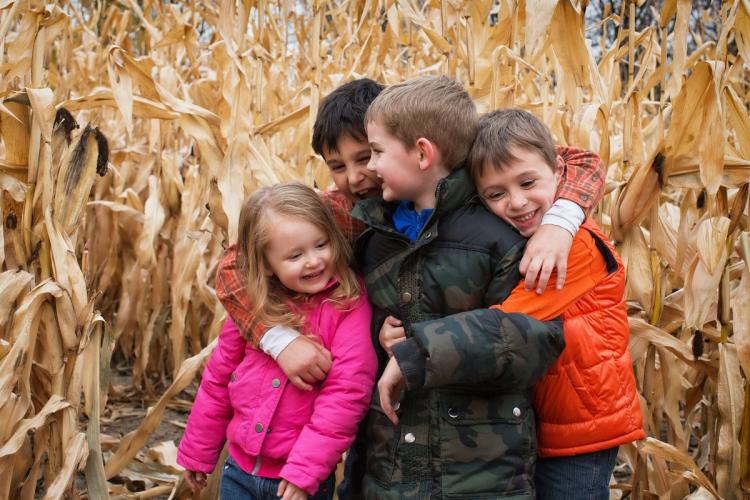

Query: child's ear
[{"left": 415, "top": 137, "right": 435, "bottom": 171}]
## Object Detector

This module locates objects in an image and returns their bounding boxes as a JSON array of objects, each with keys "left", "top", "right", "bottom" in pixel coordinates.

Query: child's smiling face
[
  {"left": 323, "top": 134, "right": 382, "bottom": 203},
  {"left": 263, "top": 212, "right": 334, "bottom": 295},
  {"left": 476, "top": 147, "right": 560, "bottom": 237},
  {"left": 365, "top": 120, "right": 423, "bottom": 204}
]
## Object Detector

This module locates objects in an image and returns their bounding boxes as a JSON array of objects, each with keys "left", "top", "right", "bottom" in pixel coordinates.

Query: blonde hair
[
  {"left": 365, "top": 75, "right": 478, "bottom": 171},
  {"left": 236, "top": 182, "right": 359, "bottom": 339}
]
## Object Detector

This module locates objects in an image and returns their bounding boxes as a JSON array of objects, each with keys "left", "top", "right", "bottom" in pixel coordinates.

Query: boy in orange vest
[{"left": 380, "top": 109, "right": 645, "bottom": 499}]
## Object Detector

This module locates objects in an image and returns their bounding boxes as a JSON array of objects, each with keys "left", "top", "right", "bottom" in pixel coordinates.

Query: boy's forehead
[{"left": 322, "top": 133, "right": 370, "bottom": 160}]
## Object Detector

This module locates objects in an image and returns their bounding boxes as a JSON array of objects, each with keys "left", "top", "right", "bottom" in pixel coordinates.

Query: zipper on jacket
[{"left": 251, "top": 455, "right": 261, "bottom": 475}]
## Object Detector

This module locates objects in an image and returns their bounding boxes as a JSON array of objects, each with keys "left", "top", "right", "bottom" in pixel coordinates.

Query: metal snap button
[
  {"left": 272, "top": 378, "right": 281, "bottom": 388},
  {"left": 513, "top": 407, "right": 521, "bottom": 417},
  {"left": 404, "top": 432, "right": 416, "bottom": 443},
  {"left": 401, "top": 292, "right": 412, "bottom": 304},
  {"left": 255, "top": 423, "right": 264, "bottom": 433},
  {"left": 424, "top": 232, "right": 432, "bottom": 239},
  {"left": 447, "top": 407, "right": 459, "bottom": 419}
]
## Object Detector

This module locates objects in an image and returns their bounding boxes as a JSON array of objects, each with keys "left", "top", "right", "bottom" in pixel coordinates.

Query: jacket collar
[{"left": 352, "top": 167, "right": 476, "bottom": 232}]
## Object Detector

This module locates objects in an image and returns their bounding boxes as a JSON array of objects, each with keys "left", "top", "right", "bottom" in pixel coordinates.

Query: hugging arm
[{"left": 391, "top": 241, "right": 565, "bottom": 392}]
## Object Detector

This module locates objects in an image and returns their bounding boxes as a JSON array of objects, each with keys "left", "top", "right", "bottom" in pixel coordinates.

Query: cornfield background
[{"left": 0, "top": 0, "right": 748, "bottom": 498}]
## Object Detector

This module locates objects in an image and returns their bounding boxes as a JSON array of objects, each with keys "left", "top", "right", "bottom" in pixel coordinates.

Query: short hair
[
  {"left": 469, "top": 108, "right": 557, "bottom": 180},
  {"left": 237, "top": 182, "right": 359, "bottom": 339},
  {"left": 365, "top": 75, "right": 478, "bottom": 171},
  {"left": 312, "top": 78, "right": 385, "bottom": 157}
]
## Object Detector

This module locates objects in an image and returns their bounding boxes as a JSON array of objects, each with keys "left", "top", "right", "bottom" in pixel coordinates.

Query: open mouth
[
  {"left": 512, "top": 209, "right": 538, "bottom": 225},
  {"left": 354, "top": 187, "right": 380, "bottom": 199},
  {"left": 302, "top": 269, "right": 325, "bottom": 280}
]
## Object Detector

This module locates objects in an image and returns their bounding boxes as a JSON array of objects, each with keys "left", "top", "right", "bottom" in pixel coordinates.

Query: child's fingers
[
  {"left": 290, "top": 376, "right": 313, "bottom": 391},
  {"left": 277, "top": 479, "right": 288, "bottom": 497},
  {"left": 379, "top": 387, "right": 399, "bottom": 425},
  {"left": 555, "top": 258, "right": 568, "bottom": 290},
  {"left": 524, "top": 256, "right": 544, "bottom": 291},
  {"left": 534, "top": 260, "right": 556, "bottom": 294}
]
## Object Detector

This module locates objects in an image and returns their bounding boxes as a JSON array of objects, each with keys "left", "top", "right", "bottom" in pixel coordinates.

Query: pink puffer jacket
[{"left": 177, "top": 284, "right": 377, "bottom": 495}]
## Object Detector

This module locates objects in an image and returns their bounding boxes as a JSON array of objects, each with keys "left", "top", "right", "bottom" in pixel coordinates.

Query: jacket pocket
[
  {"left": 438, "top": 391, "right": 535, "bottom": 498},
  {"left": 363, "top": 392, "right": 398, "bottom": 485}
]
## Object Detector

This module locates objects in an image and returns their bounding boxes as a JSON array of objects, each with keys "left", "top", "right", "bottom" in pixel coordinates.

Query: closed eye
[
  {"left": 520, "top": 179, "right": 536, "bottom": 189},
  {"left": 484, "top": 191, "right": 506, "bottom": 201}
]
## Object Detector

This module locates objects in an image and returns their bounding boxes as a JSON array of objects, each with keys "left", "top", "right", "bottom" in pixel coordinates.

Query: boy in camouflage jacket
[{"left": 354, "top": 76, "right": 565, "bottom": 499}]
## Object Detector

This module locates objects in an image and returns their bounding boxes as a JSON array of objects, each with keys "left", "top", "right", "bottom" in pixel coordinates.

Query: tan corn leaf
[
  {"left": 0, "top": 395, "right": 69, "bottom": 458},
  {"left": 549, "top": 1, "right": 591, "bottom": 95},
  {"left": 45, "top": 208, "right": 88, "bottom": 316},
  {"left": 87, "top": 200, "right": 145, "bottom": 223},
  {"left": 619, "top": 226, "right": 654, "bottom": 313},
  {"left": 0, "top": 270, "right": 33, "bottom": 330},
  {"left": 734, "top": 264, "right": 750, "bottom": 379},
  {"left": 104, "top": 338, "right": 217, "bottom": 479},
  {"left": 62, "top": 90, "right": 179, "bottom": 121},
  {"left": 697, "top": 63, "right": 724, "bottom": 195},
  {"left": 695, "top": 217, "right": 730, "bottom": 275},
  {"left": 666, "top": 0, "right": 691, "bottom": 98},
  {"left": 639, "top": 437, "right": 720, "bottom": 498},
  {"left": 716, "top": 343, "right": 743, "bottom": 497},
  {"left": 0, "top": 280, "right": 62, "bottom": 403},
  {"left": 684, "top": 239, "right": 726, "bottom": 330},
  {"left": 613, "top": 145, "right": 664, "bottom": 238},
  {"left": 107, "top": 46, "right": 134, "bottom": 137},
  {"left": 25, "top": 87, "right": 55, "bottom": 144},
  {"left": 144, "top": 441, "right": 180, "bottom": 468},
  {"left": 0, "top": 172, "right": 27, "bottom": 202},
  {"left": 136, "top": 175, "right": 165, "bottom": 268},
  {"left": 629, "top": 318, "right": 717, "bottom": 377},
  {"left": 42, "top": 432, "right": 88, "bottom": 500},
  {"left": 649, "top": 202, "right": 679, "bottom": 270},
  {"left": 525, "top": 0, "right": 557, "bottom": 58}
]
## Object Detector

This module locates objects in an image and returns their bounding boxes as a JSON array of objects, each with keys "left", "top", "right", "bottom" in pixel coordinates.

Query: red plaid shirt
[{"left": 216, "top": 147, "right": 604, "bottom": 343}]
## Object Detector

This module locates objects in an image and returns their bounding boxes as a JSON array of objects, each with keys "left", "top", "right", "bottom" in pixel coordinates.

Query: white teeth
[{"left": 514, "top": 211, "right": 536, "bottom": 222}]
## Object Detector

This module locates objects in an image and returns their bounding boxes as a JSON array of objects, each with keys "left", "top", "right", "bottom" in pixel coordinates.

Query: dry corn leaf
[
  {"left": 734, "top": 264, "right": 750, "bottom": 379},
  {"left": 104, "top": 338, "right": 217, "bottom": 479},
  {"left": 639, "top": 437, "right": 720, "bottom": 498},
  {"left": 716, "top": 343, "right": 743, "bottom": 497},
  {"left": 42, "top": 432, "right": 88, "bottom": 500}
]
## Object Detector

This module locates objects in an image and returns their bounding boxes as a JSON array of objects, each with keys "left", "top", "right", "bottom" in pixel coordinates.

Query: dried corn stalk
[{"left": 0, "top": 0, "right": 748, "bottom": 498}]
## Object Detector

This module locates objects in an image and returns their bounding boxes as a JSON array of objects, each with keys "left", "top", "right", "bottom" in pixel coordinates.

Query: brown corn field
[{"left": 0, "top": 0, "right": 748, "bottom": 498}]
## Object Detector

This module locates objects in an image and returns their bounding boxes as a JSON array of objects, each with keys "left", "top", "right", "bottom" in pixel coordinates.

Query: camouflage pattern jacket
[{"left": 351, "top": 168, "right": 565, "bottom": 500}]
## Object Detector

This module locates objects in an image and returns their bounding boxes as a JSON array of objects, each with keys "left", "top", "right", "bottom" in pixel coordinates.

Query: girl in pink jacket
[{"left": 177, "top": 183, "right": 377, "bottom": 500}]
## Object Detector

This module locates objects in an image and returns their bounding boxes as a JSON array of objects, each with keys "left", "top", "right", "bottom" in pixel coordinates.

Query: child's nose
[
  {"left": 348, "top": 166, "right": 364, "bottom": 185},
  {"left": 366, "top": 156, "right": 377, "bottom": 172},
  {"left": 509, "top": 192, "right": 527, "bottom": 208}
]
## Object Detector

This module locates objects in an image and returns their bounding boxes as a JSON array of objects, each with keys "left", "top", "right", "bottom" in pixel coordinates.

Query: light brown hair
[
  {"left": 469, "top": 108, "right": 557, "bottom": 180},
  {"left": 364, "top": 75, "right": 478, "bottom": 171},
  {"left": 236, "top": 182, "right": 359, "bottom": 339}
]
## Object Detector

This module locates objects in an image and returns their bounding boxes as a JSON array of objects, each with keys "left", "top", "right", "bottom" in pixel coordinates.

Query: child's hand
[
  {"left": 277, "top": 336, "right": 332, "bottom": 391},
  {"left": 183, "top": 470, "right": 207, "bottom": 492},
  {"left": 379, "top": 316, "right": 405, "bottom": 355},
  {"left": 520, "top": 225, "right": 573, "bottom": 293},
  {"left": 277, "top": 479, "right": 309, "bottom": 500},
  {"left": 378, "top": 356, "right": 405, "bottom": 425}
]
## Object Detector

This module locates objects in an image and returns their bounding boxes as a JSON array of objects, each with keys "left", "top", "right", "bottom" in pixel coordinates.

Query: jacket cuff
[{"left": 392, "top": 338, "right": 426, "bottom": 390}]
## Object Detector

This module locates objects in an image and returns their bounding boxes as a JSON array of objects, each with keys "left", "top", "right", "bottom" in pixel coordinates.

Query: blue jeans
[
  {"left": 535, "top": 446, "right": 619, "bottom": 500},
  {"left": 220, "top": 456, "right": 335, "bottom": 500}
]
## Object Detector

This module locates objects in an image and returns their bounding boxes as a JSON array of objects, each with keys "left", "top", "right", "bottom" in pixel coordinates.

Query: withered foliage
[{"left": 0, "top": 1, "right": 748, "bottom": 498}]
